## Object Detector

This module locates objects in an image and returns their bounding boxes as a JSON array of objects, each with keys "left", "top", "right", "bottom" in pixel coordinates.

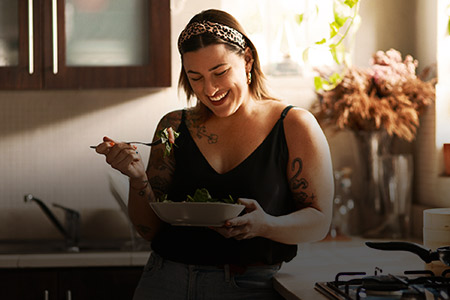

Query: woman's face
[{"left": 182, "top": 44, "right": 252, "bottom": 118}]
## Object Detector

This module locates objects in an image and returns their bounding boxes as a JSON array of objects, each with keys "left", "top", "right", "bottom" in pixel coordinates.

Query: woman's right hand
[{"left": 95, "top": 136, "right": 147, "bottom": 181}]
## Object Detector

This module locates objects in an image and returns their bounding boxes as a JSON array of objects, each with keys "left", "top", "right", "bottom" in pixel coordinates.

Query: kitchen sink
[{"left": 0, "top": 239, "right": 150, "bottom": 254}]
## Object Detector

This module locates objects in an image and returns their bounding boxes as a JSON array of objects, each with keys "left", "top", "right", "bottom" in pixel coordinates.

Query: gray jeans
[{"left": 132, "top": 252, "right": 284, "bottom": 300}]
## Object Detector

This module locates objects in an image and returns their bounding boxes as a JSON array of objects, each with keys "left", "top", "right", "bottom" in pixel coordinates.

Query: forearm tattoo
[
  {"left": 290, "top": 157, "right": 314, "bottom": 210},
  {"left": 152, "top": 148, "right": 175, "bottom": 173},
  {"left": 149, "top": 175, "right": 169, "bottom": 199}
]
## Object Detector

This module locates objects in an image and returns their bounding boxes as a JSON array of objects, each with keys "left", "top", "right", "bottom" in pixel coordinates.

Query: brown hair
[{"left": 178, "top": 9, "right": 276, "bottom": 104}]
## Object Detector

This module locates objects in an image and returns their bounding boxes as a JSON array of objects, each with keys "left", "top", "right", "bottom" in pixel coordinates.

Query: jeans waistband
[{"left": 151, "top": 251, "right": 281, "bottom": 275}]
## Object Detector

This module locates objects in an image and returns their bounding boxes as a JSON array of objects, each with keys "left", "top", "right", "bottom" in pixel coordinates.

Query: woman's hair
[{"left": 178, "top": 9, "right": 275, "bottom": 104}]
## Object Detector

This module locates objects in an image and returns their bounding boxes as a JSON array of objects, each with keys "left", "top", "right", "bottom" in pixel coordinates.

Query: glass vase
[
  {"left": 353, "top": 130, "right": 392, "bottom": 235},
  {"left": 353, "top": 130, "right": 413, "bottom": 239}
]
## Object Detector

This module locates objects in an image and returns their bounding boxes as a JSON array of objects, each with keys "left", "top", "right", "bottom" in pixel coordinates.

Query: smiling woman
[{"left": 95, "top": 8, "right": 334, "bottom": 300}]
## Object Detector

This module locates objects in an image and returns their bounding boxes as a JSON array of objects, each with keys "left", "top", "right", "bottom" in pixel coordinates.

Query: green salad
[
  {"left": 157, "top": 127, "right": 180, "bottom": 157},
  {"left": 159, "top": 188, "right": 237, "bottom": 204}
]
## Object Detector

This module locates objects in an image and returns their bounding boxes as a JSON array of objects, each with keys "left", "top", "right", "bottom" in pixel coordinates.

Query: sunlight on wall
[
  {"left": 221, "top": 0, "right": 335, "bottom": 76},
  {"left": 436, "top": 0, "right": 450, "bottom": 157}
]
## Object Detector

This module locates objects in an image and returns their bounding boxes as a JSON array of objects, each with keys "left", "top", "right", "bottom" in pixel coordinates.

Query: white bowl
[{"left": 149, "top": 202, "right": 245, "bottom": 227}]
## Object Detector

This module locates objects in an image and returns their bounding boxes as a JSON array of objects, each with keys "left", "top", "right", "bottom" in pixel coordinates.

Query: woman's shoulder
[
  {"left": 280, "top": 105, "right": 323, "bottom": 140},
  {"left": 158, "top": 109, "right": 185, "bottom": 130},
  {"left": 263, "top": 101, "right": 315, "bottom": 123},
  {"left": 285, "top": 106, "right": 316, "bottom": 123}
]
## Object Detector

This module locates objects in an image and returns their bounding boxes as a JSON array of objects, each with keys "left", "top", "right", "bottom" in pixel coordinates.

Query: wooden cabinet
[
  {"left": 58, "top": 267, "right": 143, "bottom": 300},
  {"left": 0, "top": 268, "right": 58, "bottom": 300},
  {"left": 0, "top": 0, "right": 170, "bottom": 90},
  {"left": 0, "top": 267, "right": 143, "bottom": 300}
]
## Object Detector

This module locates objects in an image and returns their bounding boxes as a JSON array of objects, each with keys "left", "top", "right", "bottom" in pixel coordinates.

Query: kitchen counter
[
  {"left": 0, "top": 251, "right": 150, "bottom": 268},
  {"left": 273, "top": 237, "right": 426, "bottom": 300},
  {"left": 0, "top": 237, "right": 434, "bottom": 299}
]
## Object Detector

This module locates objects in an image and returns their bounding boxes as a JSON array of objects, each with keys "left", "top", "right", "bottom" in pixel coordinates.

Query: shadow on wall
[{"left": 0, "top": 88, "right": 164, "bottom": 139}]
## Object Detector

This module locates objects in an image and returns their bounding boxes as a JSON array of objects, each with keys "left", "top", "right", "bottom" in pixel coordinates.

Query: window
[
  {"left": 222, "top": 0, "right": 335, "bottom": 77},
  {"left": 221, "top": 0, "right": 339, "bottom": 108}
]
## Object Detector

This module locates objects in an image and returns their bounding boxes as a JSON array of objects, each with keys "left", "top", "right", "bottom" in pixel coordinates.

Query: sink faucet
[{"left": 24, "top": 194, "right": 80, "bottom": 252}]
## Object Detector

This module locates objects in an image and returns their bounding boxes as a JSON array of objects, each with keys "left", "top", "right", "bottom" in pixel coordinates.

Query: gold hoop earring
[{"left": 247, "top": 72, "right": 252, "bottom": 85}]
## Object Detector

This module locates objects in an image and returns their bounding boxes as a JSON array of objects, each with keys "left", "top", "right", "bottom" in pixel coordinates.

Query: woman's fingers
[
  {"left": 106, "top": 144, "right": 137, "bottom": 166},
  {"left": 113, "top": 150, "right": 140, "bottom": 169},
  {"left": 94, "top": 136, "right": 145, "bottom": 179},
  {"left": 210, "top": 222, "right": 251, "bottom": 239},
  {"left": 209, "top": 198, "right": 270, "bottom": 240},
  {"left": 94, "top": 136, "right": 116, "bottom": 154},
  {"left": 238, "top": 198, "right": 258, "bottom": 212}
]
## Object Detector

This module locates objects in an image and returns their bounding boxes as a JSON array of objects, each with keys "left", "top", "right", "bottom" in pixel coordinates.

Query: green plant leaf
[
  {"left": 329, "top": 72, "right": 342, "bottom": 85},
  {"left": 329, "top": 22, "right": 339, "bottom": 39},
  {"left": 329, "top": 44, "right": 340, "bottom": 64},
  {"left": 296, "top": 13, "right": 304, "bottom": 25},
  {"left": 448, "top": 17, "right": 450, "bottom": 35},
  {"left": 314, "top": 76, "right": 326, "bottom": 91},
  {"left": 302, "top": 47, "right": 309, "bottom": 62},
  {"left": 344, "top": 0, "right": 358, "bottom": 8},
  {"left": 315, "top": 38, "right": 327, "bottom": 45},
  {"left": 334, "top": 13, "right": 349, "bottom": 27}
]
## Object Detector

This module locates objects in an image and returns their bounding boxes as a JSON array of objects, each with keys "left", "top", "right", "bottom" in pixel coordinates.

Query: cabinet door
[
  {"left": 43, "top": 0, "right": 171, "bottom": 89},
  {"left": 0, "top": 0, "right": 42, "bottom": 89},
  {"left": 0, "top": 268, "right": 58, "bottom": 300},
  {"left": 58, "top": 267, "right": 143, "bottom": 300}
]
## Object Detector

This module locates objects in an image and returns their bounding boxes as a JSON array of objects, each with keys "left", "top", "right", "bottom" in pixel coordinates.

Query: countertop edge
[{"left": 0, "top": 251, "right": 151, "bottom": 268}]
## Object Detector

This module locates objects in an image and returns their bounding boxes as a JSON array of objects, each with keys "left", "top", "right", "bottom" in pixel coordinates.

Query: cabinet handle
[
  {"left": 44, "top": 290, "right": 49, "bottom": 300},
  {"left": 28, "top": 0, "right": 34, "bottom": 74},
  {"left": 66, "top": 290, "right": 72, "bottom": 300},
  {"left": 52, "top": 0, "right": 58, "bottom": 74}
]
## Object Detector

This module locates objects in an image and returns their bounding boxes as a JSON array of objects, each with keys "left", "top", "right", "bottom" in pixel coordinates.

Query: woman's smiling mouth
[{"left": 209, "top": 90, "right": 229, "bottom": 102}]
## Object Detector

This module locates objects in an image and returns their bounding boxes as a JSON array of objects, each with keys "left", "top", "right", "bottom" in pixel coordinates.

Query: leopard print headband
[{"left": 178, "top": 20, "right": 246, "bottom": 53}]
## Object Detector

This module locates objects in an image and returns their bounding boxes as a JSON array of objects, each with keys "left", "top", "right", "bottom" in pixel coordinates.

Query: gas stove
[{"left": 315, "top": 268, "right": 450, "bottom": 299}]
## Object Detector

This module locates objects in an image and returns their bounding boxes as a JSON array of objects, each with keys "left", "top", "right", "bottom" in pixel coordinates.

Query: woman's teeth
[{"left": 210, "top": 91, "right": 228, "bottom": 101}]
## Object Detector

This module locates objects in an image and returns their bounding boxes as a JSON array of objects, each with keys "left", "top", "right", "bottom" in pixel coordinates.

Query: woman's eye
[
  {"left": 190, "top": 77, "right": 202, "bottom": 82},
  {"left": 215, "top": 69, "right": 228, "bottom": 76}
]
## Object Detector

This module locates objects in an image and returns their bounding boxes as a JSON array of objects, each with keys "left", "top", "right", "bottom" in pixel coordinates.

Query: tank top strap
[{"left": 280, "top": 105, "right": 295, "bottom": 120}]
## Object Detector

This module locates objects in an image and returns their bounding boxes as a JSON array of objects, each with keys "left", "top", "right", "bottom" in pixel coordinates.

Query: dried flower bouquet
[{"left": 313, "top": 48, "right": 436, "bottom": 142}]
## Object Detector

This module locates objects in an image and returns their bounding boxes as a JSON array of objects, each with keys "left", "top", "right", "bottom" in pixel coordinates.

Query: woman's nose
[{"left": 203, "top": 78, "right": 218, "bottom": 96}]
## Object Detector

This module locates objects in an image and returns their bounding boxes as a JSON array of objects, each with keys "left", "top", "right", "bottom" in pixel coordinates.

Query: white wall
[{"left": 415, "top": 0, "right": 450, "bottom": 209}]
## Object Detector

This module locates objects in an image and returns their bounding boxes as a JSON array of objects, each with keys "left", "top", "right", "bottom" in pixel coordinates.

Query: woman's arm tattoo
[{"left": 290, "top": 157, "right": 314, "bottom": 210}]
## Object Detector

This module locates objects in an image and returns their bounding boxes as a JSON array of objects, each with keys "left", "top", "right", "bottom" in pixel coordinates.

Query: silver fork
[{"left": 90, "top": 139, "right": 162, "bottom": 149}]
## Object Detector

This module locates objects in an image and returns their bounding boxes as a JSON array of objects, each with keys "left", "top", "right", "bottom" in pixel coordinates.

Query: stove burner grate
[{"left": 315, "top": 268, "right": 450, "bottom": 300}]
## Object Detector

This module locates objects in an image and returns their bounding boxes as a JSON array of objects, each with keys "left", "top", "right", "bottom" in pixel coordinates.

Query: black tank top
[{"left": 151, "top": 105, "right": 297, "bottom": 265}]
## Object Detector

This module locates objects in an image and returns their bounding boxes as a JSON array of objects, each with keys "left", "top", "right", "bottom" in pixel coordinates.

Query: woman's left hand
[{"left": 210, "top": 198, "right": 272, "bottom": 240}]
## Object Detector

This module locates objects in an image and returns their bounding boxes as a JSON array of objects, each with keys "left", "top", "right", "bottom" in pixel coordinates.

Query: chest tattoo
[
  {"left": 186, "top": 111, "right": 219, "bottom": 144},
  {"left": 196, "top": 125, "right": 218, "bottom": 144}
]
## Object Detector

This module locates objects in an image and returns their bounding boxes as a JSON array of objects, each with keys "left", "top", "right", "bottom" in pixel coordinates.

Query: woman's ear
[{"left": 244, "top": 47, "right": 254, "bottom": 72}]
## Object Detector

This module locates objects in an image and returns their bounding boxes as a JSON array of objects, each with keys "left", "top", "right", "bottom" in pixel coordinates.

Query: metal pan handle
[{"left": 365, "top": 241, "right": 439, "bottom": 263}]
